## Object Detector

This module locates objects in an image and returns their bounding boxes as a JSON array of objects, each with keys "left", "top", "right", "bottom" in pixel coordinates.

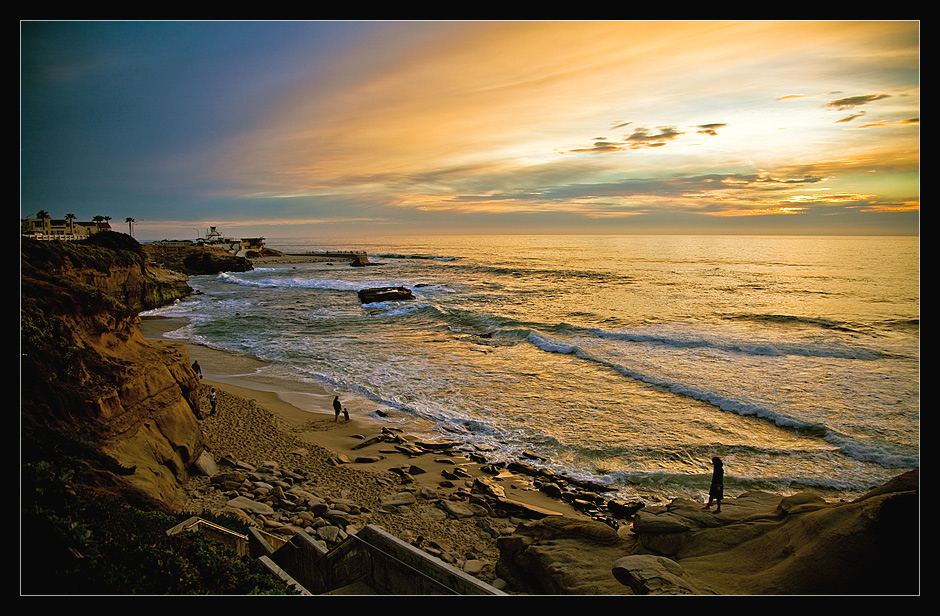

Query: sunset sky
[{"left": 21, "top": 20, "right": 919, "bottom": 240}]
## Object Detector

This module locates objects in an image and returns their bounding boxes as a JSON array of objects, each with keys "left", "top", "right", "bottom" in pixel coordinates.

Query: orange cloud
[{"left": 213, "top": 20, "right": 918, "bottom": 230}]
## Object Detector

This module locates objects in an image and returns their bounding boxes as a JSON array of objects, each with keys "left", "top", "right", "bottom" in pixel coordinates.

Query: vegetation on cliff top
[
  {"left": 22, "top": 427, "right": 292, "bottom": 595},
  {"left": 22, "top": 230, "right": 145, "bottom": 272}
]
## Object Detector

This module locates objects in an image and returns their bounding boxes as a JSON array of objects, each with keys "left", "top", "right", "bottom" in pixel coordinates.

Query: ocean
[{"left": 143, "top": 235, "right": 919, "bottom": 503}]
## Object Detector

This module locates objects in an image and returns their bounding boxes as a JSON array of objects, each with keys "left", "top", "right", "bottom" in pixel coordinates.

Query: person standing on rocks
[
  {"left": 333, "top": 395, "right": 342, "bottom": 422},
  {"left": 209, "top": 388, "right": 217, "bottom": 415},
  {"left": 703, "top": 457, "right": 724, "bottom": 513},
  {"left": 192, "top": 360, "right": 202, "bottom": 378}
]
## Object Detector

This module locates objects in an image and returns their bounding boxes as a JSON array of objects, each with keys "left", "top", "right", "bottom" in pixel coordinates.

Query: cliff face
[{"left": 21, "top": 233, "right": 205, "bottom": 510}]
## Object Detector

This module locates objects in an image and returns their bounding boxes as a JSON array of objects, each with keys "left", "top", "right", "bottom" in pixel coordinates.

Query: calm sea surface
[{"left": 145, "top": 235, "right": 919, "bottom": 502}]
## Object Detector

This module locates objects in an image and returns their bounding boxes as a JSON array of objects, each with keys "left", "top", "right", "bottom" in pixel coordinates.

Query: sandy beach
[{"left": 140, "top": 315, "right": 596, "bottom": 580}]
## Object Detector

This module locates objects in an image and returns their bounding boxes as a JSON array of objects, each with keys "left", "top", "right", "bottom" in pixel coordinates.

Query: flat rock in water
[
  {"left": 521, "top": 449, "right": 547, "bottom": 461},
  {"left": 357, "top": 287, "right": 415, "bottom": 303}
]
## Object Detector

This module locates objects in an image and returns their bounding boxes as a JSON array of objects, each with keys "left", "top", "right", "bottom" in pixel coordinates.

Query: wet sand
[{"left": 140, "top": 315, "right": 591, "bottom": 521}]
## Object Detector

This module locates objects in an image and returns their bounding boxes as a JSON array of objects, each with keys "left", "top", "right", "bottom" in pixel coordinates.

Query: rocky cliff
[
  {"left": 21, "top": 233, "right": 205, "bottom": 510},
  {"left": 142, "top": 243, "right": 254, "bottom": 275}
]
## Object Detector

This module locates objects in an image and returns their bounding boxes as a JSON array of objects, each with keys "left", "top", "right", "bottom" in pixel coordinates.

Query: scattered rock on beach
[{"left": 186, "top": 384, "right": 920, "bottom": 595}]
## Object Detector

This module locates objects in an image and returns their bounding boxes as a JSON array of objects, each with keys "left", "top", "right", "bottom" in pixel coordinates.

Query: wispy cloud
[
  {"left": 21, "top": 20, "right": 920, "bottom": 236},
  {"left": 696, "top": 123, "right": 727, "bottom": 136},
  {"left": 827, "top": 94, "right": 892, "bottom": 109}
]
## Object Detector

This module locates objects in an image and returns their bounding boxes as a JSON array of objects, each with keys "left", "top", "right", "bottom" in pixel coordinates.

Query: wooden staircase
[{"left": 167, "top": 517, "right": 503, "bottom": 595}]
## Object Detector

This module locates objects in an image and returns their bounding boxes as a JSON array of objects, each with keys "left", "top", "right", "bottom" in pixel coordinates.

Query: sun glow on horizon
[{"left": 21, "top": 20, "right": 919, "bottom": 238}]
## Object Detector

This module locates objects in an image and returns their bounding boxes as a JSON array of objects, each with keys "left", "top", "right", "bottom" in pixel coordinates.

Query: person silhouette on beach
[
  {"left": 209, "top": 388, "right": 217, "bottom": 414},
  {"left": 192, "top": 360, "right": 202, "bottom": 378},
  {"left": 343, "top": 407, "right": 349, "bottom": 422},
  {"left": 703, "top": 457, "right": 724, "bottom": 513},
  {"left": 333, "top": 396, "right": 342, "bottom": 422}
]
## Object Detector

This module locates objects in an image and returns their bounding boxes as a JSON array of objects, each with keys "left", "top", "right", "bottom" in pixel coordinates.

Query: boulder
[
  {"left": 226, "top": 495, "right": 277, "bottom": 516},
  {"left": 354, "top": 455, "right": 384, "bottom": 464},
  {"left": 380, "top": 492, "right": 417, "bottom": 508},
  {"left": 472, "top": 477, "right": 506, "bottom": 499},
  {"left": 317, "top": 525, "right": 346, "bottom": 545},
  {"left": 612, "top": 555, "right": 706, "bottom": 595},
  {"left": 440, "top": 500, "right": 477, "bottom": 518},
  {"left": 608, "top": 499, "right": 645, "bottom": 518},
  {"left": 357, "top": 286, "right": 415, "bottom": 304},
  {"left": 496, "top": 516, "right": 634, "bottom": 594}
]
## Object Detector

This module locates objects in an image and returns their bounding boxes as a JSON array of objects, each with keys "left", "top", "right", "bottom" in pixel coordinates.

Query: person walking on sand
[
  {"left": 703, "top": 457, "right": 724, "bottom": 513},
  {"left": 333, "top": 396, "right": 342, "bottom": 422},
  {"left": 343, "top": 407, "right": 349, "bottom": 422}
]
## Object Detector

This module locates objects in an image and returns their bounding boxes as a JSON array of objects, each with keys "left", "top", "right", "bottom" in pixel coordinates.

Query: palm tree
[
  {"left": 92, "top": 215, "right": 104, "bottom": 232},
  {"left": 125, "top": 217, "right": 136, "bottom": 237},
  {"left": 65, "top": 213, "right": 76, "bottom": 236},
  {"left": 36, "top": 210, "right": 51, "bottom": 236}
]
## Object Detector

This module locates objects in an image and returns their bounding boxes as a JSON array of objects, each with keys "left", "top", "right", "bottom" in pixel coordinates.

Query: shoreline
[
  {"left": 135, "top": 316, "right": 920, "bottom": 594},
  {"left": 140, "top": 316, "right": 595, "bottom": 521}
]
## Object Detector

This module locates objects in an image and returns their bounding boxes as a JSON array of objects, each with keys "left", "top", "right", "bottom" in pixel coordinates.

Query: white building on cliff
[{"left": 21, "top": 213, "right": 112, "bottom": 240}]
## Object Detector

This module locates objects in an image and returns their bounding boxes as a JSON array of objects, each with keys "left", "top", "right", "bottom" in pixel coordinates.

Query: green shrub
[{"left": 21, "top": 430, "right": 296, "bottom": 595}]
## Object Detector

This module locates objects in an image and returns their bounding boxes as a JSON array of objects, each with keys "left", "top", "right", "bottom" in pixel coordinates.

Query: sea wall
[{"left": 22, "top": 234, "right": 206, "bottom": 510}]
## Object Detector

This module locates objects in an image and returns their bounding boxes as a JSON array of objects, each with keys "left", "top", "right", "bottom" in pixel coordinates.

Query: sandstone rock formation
[
  {"left": 142, "top": 243, "right": 253, "bottom": 275},
  {"left": 497, "top": 516, "right": 638, "bottom": 594},
  {"left": 497, "top": 470, "right": 919, "bottom": 595},
  {"left": 22, "top": 234, "right": 206, "bottom": 510}
]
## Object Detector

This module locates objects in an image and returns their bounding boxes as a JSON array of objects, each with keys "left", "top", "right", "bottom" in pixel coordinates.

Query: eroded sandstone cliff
[{"left": 21, "top": 233, "right": 205, "bottom": 510}]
